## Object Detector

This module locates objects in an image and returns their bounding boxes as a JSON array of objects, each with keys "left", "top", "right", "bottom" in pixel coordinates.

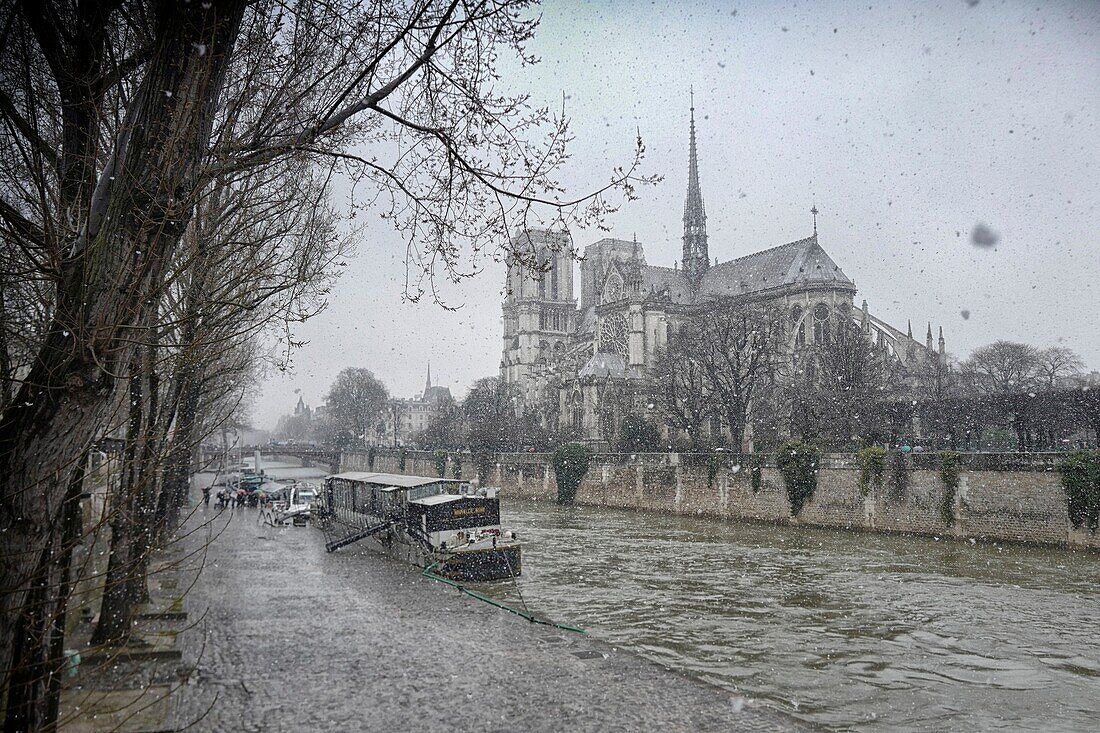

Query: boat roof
[
  {"left": 327, "top": 471, "right": 461, "bottom": 488},
  {"left": 409, "top": 493, "right": 466, "bottom": 506}
]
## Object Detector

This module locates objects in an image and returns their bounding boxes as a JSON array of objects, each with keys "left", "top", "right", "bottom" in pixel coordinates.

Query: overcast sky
[{"left": 251, "top": 0, "right": 1099, "bottom": 429}]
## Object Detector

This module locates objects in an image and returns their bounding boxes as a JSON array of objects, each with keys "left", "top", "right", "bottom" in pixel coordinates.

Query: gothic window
[
  {"left": 599, "top": 312, "right": 629, "bottom": 360},
  {"left": 551, "top": 259, "right": 559, "bottom": 298},
  {"left": 571, "top": 391, "right": 583, "bottom": 430},
  {"left": 791, "top": 305, "right": 806, "bottom": 346},
  {"left": 603, "top": 274, "right": 624, "bottom": 303},
  {"left": 538, "top": 272, "right": 545, "bottom": 297},
  {"left": 813, "top": 303, "right": 831, "bottom": 345}
]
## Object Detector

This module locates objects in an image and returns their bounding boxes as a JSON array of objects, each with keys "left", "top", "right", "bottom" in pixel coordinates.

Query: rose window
[{"left": 600, "top": 312, "right": 629, "bottom": 360}]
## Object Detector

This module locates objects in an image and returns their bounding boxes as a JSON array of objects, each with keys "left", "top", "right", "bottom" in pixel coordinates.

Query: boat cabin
[
  {"left": 407, "top": 491, "right": 502, "bottom": 549},
  {"left": 324, "top": 472, "right": 503, "bottom": 549}
]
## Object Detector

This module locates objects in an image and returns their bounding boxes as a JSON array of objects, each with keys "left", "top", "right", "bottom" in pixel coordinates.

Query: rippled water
[{"left": 480, "top": 501, "right": 1100, "bottom": 731}]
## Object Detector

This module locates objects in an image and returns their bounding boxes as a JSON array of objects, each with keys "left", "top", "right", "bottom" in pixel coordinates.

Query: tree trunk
[
  {"left": 3, "top": 455, "right": 87, "bottom": 732},
  {"left": 128, "top": 327, "right": 162, "bottom": 607},
  {"left": 0, "top": 5, "right": 246, "bottom": 718},
  {"left": 42, "top": 457, "right": 87, "bottom": 729},
  {"left": 91, "top": 370, "right": 144, "bottom": 647}
]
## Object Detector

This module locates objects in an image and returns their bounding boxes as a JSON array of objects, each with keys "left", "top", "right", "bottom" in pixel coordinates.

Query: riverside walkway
[{"left": 167, "top": 488, "right": 812, "bottom": 732}]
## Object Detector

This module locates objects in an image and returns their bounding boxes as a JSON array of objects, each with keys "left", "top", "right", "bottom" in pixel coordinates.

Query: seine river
[{"left": 481, "top": 500, "right": 1100, "bottom": 731}]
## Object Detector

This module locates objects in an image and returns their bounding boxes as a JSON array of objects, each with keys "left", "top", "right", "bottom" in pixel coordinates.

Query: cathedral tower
[
  {"left": 682, "top": 90, "right": 709, "bottom": 285},
  {"left": 500, "top": 229, "right": 577, "bottom": 406}
]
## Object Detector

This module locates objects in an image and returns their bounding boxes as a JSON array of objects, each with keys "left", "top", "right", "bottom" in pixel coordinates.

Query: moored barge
[{"left": 320, "top": 472, "right": 521, "bottom": 582}]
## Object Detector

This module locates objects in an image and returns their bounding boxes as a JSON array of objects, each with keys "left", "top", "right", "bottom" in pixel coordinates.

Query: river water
[{"left": 478, "top": 500, "right": 1100, "bottom": 731}]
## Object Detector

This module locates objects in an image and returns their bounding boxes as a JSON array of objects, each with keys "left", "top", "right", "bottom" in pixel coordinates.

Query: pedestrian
[{"left": 202, "top": 486, "right": 211, "bottom": 506}]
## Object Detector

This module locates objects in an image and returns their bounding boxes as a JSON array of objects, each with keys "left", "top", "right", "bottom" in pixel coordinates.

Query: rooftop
[
  {"left": 327, "top": 472, "right": 461, "bottom": 488},
  {"left": 697, "top": 233, "right": 854, "bottom": 299}
]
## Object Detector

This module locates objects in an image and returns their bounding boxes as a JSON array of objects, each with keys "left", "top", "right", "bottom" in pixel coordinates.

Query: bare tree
[
  {"left": 652, "top": 328, "right": 713, "bottom": 450},
  {"left": 1, "top": 3, "right": 653, "bottom": 723},
  {"left": 961, "top": 340, "right": 1041, "bottom": 395},
  {"left": 2, "top": 5, "right": 248, "bottom": 724},
  {"left": 692, "top": 299, "right": 784, "bottom": 452},
  {"left": 323, "top": 368, "right": 391, "bottom": 449},
  {"left": 1035, "top": 346, "right": 1084, "bottom": 389}
]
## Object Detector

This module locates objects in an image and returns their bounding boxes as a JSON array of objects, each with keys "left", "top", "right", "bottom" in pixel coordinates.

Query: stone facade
[
  {"left": 376, "top": 364, "right": 453, "bottom": 447},
  {"left": 499, "top": 103, "right": 946, "bottom": 449}
]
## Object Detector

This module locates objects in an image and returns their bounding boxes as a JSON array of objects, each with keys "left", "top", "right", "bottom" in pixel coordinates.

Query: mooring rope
[{"left": 421, "top": 563, "right": 585, "bottom": 634}]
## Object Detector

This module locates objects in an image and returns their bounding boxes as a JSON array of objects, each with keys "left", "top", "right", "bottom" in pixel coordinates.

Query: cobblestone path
[{"left": 167, "top": 498, "right": 812, "bottom": 732}]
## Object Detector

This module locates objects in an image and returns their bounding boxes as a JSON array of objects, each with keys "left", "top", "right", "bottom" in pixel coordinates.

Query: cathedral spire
[
  {"left": 682, "top": 87, "right": 709, "bottom": 285},
  {"left": 425, "top": 362, "right": 432, "bottom": 395}
]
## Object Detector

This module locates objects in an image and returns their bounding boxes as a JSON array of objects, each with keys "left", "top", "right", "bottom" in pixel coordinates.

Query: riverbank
[
  {"left": 165, "top": 482, "right": 813, "bottom": 731},
  {"left": 340, "top": 449, "right": 1100, "bottom": 551}
]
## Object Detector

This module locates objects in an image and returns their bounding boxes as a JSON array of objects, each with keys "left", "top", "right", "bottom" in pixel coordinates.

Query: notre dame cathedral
[{"left": 500, "top": 101, "right": 945, "bottom": 449}]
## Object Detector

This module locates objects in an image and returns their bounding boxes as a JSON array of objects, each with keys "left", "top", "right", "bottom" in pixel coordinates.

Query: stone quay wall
[{"left": 339, "top": 449, "right": 1099, "bottom": 550}]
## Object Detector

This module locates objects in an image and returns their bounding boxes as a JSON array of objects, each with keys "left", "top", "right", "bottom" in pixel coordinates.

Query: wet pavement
[{"left": 167, "top": 483, "right": 812, "bottom": 732}]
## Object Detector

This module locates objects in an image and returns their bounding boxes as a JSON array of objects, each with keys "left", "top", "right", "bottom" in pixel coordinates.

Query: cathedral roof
[
  {"left": 578, "top": 352, "right": 644, "bottom": 380},
  {"left": 640, "top": 266, "right": 692, "bottom": 301},
  {"left": 697, "top": 233, "right": 854, "bottom": 299},
  {"left": 423, "top": 385, "right": 453, "bottom": 403}
]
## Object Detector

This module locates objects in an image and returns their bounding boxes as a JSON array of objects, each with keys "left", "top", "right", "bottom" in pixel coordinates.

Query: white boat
[{"left": 264, "top": 482, "right": 319, "bottom": 526}]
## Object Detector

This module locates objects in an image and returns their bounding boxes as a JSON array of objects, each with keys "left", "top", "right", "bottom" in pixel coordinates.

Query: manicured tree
[
  {"left": 938, "top": 451, "right": 962, "bottom": 525},
  {"left": 857, "top": 447, "right": 887, "bottom": 496},
  {"left": 775, "top": 440, "right": 820, "bottom": 516},
  {"left": 1060, "top": 450, "right": 1100, "bottom": 530},
  {"left": 749, "top": 453, "right": 765, "bottom": 493},
  {"left": 553, "top": 443, "right": 592, "bottom": 505}
]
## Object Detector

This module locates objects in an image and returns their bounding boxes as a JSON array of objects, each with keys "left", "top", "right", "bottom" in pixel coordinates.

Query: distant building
[{"left": 377, "top": 363, "right": 454, "bottom": 447}]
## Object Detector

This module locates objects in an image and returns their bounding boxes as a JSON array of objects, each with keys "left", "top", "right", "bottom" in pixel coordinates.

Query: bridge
[
  {"left": 200, "top": 444, "right": 342, "bottom": 473},
  {"left": 249, "top": 446, "right": 341, "bottom": 472}
]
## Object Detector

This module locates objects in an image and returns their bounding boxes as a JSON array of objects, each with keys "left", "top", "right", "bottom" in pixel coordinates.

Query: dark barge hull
[
  {"left": 325, "top": 518, "right": 521, "bottom": 582},
  {"left": 435, "top": 545, "right": 522, "bottom": 582}
]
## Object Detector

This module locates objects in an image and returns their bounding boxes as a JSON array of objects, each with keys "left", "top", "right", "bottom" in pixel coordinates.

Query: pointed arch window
[
  {"left": 790, "top": 305, "right": 806, "bottom": 346},
  {"left": 603, "top": 274, "right": 624, "bottom": 304},
  {"left": 813, "top": 303, "right": 831, "bottom": 345}
]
